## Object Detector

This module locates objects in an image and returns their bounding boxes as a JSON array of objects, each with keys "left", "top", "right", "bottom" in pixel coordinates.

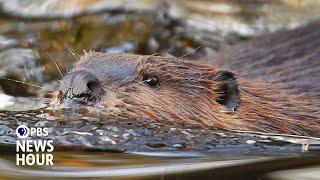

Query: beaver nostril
[
  {"left": 87, "top": 81, "right": 100, "bottom": 92},
  {"left": 85, "top": 80, "right": 102, "bottom": 100}
]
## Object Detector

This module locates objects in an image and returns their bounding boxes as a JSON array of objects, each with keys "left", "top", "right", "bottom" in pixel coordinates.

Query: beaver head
[
  {"left": 56, "top": 51, "right": 320, "bottom": 136},
  {"left": 57, "top": 52, "right": 240, "bottom": 126}
]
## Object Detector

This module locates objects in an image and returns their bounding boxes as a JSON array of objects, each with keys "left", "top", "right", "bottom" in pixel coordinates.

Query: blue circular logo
[{"left": 16, "top": 125, "right": 29, "bottom": 138}]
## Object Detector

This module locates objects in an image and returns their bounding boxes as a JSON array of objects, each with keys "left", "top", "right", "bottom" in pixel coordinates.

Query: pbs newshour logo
[
  {"left": 15, "top": 124, "right": 54, "bottom": 166},
  {"left": 16, "top": 125, "right": 30, "bottom": 138}
]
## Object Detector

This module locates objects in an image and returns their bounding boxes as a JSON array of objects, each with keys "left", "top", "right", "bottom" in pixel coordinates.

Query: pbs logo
[{"left": 16, "top": 125, "right": 30, "bottom": 138}]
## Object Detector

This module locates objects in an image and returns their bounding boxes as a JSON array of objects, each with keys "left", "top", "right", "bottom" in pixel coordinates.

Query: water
[
  {"left": 0, "top": 0, "right": 320, "bottom": 179},
  {"left": 1, "top": 150, "right": 320, "bottom": 179}
]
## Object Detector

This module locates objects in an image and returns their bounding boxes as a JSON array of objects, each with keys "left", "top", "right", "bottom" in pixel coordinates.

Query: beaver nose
[{"left": 58, "top": 70, "right": 101, "bottom": 102}]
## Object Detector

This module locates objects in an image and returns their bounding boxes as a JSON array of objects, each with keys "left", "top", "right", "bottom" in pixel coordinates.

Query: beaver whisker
[
  {"left": 177, "top": 45, "right": 204, "bottom": 59},
  {"left": 56, "top": 33, "right": 80, "bottom": 58},
  {"left": 0, "top": 77, "right": 48, "bottom": 90},
  {"left": 46, "top": 52, "right": 64, "bottom": 79}
]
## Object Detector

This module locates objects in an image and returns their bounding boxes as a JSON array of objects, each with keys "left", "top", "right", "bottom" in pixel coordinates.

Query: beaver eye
[{"left": 143, "top": 76, "right": 159, "bottom": 87}]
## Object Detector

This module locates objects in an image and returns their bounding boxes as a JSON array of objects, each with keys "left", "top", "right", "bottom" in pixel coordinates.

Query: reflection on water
[
  {"left": 0, "top": 151, "right": 269, "bottom": 179},
  {"left": 1, "top": 0, "right": 320, "bottom": 179},
  {"left": 0, "top": 96, "right": 47, "bottom": 111},
  {"left": 1, "top": 150, "right": 320, "bottom": 179}
]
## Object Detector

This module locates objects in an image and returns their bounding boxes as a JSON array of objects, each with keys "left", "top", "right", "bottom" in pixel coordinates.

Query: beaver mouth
[
  {"left": 58, "top": 91, "right": 100, "bottom": 106},
  {"left": 57, "top": 92, "right": 100, "bottom": 109}
]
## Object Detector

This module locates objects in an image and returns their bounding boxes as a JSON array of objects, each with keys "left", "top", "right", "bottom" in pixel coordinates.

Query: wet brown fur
[{"left": 58, "top": 21, "right": 320, "bottom": 137}]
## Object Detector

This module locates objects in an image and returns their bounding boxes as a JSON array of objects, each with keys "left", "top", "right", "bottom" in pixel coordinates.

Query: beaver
[{"left": 55, "top": 21, "right": 320, "bottom": 137}]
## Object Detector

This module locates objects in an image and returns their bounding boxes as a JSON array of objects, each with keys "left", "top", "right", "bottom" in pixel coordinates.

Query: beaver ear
[{"left": 214, "top": 70, "right": 240, "bottom": 112}]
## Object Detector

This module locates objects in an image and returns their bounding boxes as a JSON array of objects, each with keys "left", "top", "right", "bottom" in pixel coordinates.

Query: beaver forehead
[
  {"left": 72, "top": 52, "right": 222, "bottom": 85},
  {"left": 73, "top": 52, "right": 146, "bottom": 83}
]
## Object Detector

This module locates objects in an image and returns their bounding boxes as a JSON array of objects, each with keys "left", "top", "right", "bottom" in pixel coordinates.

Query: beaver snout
[{"left": 58, "top": 70, "right": 102, "bottom": 105}]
